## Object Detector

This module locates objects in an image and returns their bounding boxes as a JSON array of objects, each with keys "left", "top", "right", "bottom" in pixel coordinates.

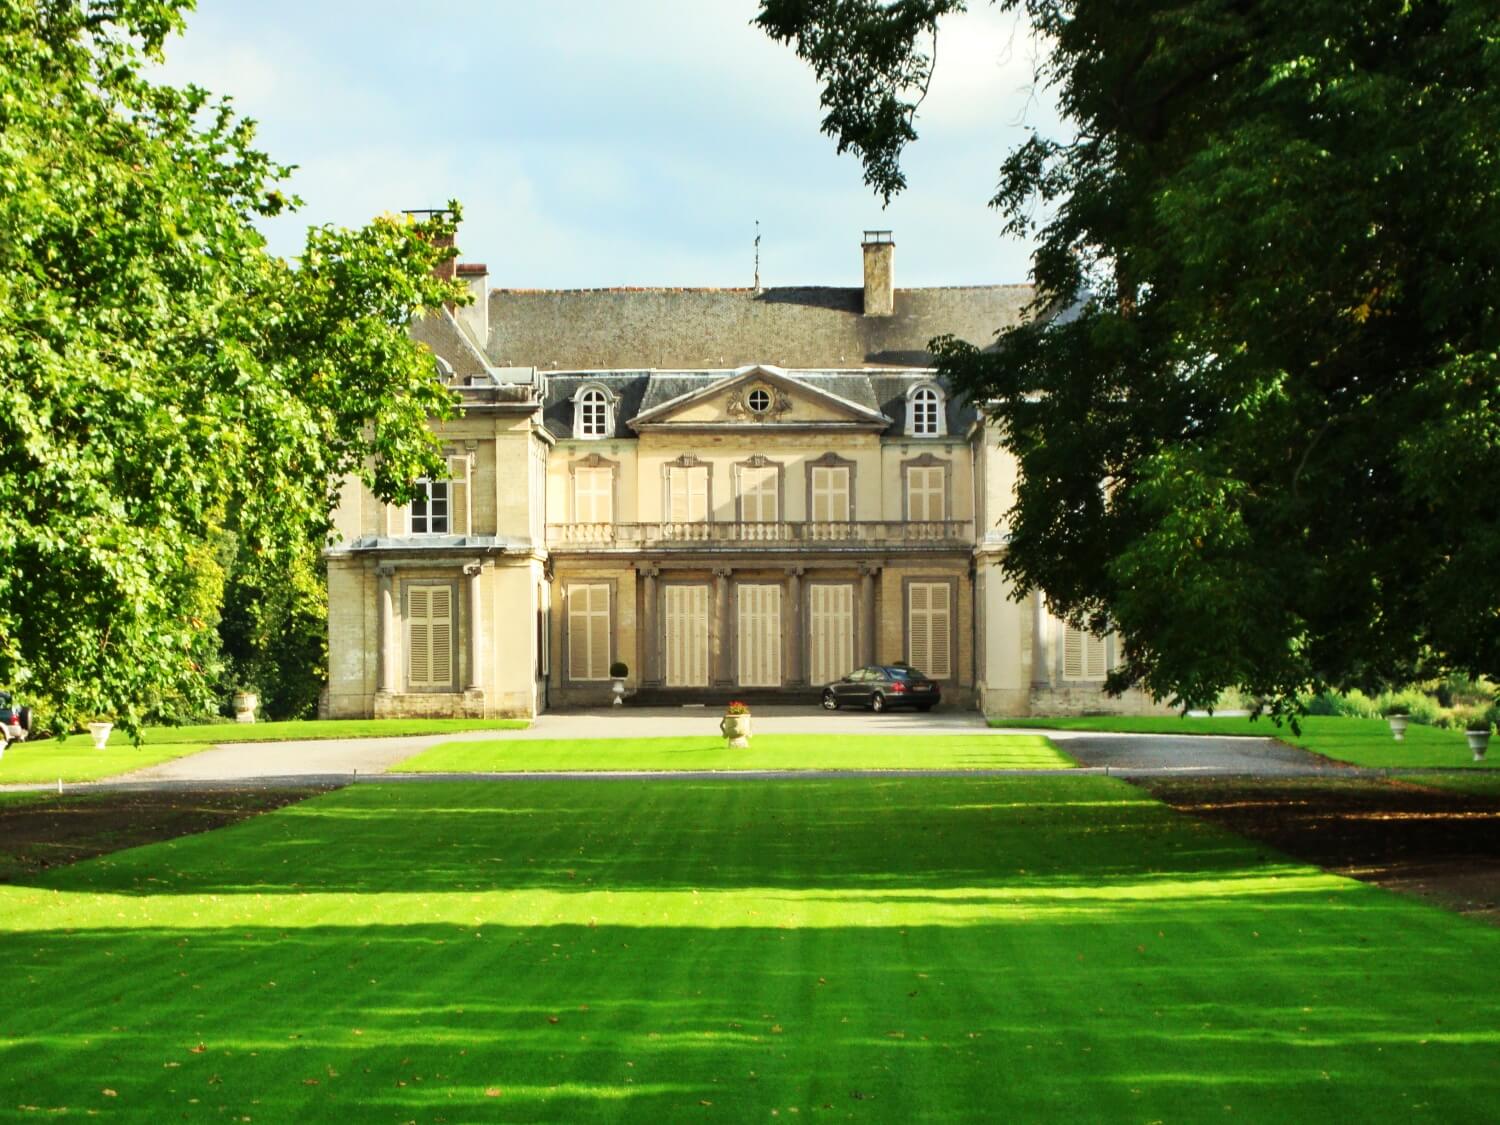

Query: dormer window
[
  {"left": 572, "top": 384, "right": 615, "bottom": 440},
  {"left": 907, "top": 384, "right": 945, "bottom": 437}
]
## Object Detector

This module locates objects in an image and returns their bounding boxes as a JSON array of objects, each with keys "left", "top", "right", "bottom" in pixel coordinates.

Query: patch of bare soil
[
  {"left": 0, "top": 786, "right": 336, "bottom": 882},
  {"left": 1139, "top": 776, "right": 1500, "bottom": 925}
]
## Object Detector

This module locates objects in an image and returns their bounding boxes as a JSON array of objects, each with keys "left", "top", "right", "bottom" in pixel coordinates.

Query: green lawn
[
  {"left": 0, "top": 740, "right": 214, "bottom": 784},
  {"left": 392, "top": 733, "right": 1072, "bottom": 772},
  {"left": 1, "top": 778, "right": 1495, "bottom": 1120},
  {"left": 1395, "top": 771, "right": 1500, "bottom": 797},
  {"left": 0, "top": 718, "right": 531, "bottom": 784},
  {"left": 113, "top": 717, "right": 531, "bottom": 745},
  {"left": 991, "top": 713, "right": 1496, "bottom": 769}
]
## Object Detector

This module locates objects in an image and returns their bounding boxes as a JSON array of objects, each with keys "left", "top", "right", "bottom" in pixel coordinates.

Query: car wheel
[
  {"left": 870, "top": 693, "right": 885, "bottom": 713},
  {"left": 17, "top": 706, "right": 31, "bottom": 732},
  {"left": 822, "top": 689, "right": 838, "bottom": 711}
]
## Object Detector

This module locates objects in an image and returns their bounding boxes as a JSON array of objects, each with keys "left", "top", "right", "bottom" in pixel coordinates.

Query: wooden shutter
[
  {"left": 669, "top": 467, "right": 709, "bottom": 523},
  {"left": 809, "top": 583, "right": 854, "bottom": 685},
  {"left": 907, "top": 466, "right": 946, "bottom": 521},
  {"left": 1065, "top": 627, "right": 1107, "bottom": 680},
  {"left": 664, "top": 584, "right": 709, "bottom": 686},
  {"left": 408, "top": 584, "right": 454, "bottom": 689},
  {"left": 736, "top": 584, "right": 782, "bottom": 686},
  {"left": 740, "top": 465, "right": 778, "bottom": 522},
  {"left": 811, "top": 466, "right": 850, "bottom": 522},
  {"left": 908, "top": 582, "right": 951, "bottom": 679},
  {"left": 575, "top": 467, "right": 612, "bottom": 523},
  {"left": 447, "top": 455, "right": 470, "bottom": 535},
  {"left": 567, "top": 583, "right": 611, "bottom": 680}
]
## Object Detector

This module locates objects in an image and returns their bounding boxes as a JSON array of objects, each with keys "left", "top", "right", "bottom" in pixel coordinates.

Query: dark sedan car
[{"left": 822, "top": 664, "right": 941, "bottom": 712}]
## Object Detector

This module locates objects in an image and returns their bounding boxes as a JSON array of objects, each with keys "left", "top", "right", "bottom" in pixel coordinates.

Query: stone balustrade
[{"left": 546, "top": 520, "right": 973, "bottom": 550}]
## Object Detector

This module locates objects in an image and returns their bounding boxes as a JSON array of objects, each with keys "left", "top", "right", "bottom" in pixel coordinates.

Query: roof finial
[{"left": 753, "top": 220, "right": 762, "bottom": 295}]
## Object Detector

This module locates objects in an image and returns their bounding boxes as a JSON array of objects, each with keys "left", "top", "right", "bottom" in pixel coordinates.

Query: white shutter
[
  {"left": 1062, "top": 627, "right": 1086, "bottom": 678},
  {"left": 809, "top": 583, "right": 854, "bottom": 685},
  {"left": 908, "top": 582, "right": 951, "bottom": 680},
  {"left": 811, "top": 466, "right": 850, "bottom": 523},
  {"left": 669, "top": 467, "right": 709, "bottom": 523},
  {"left": 408, "top": 585, "right": 454, "bottom": 689},
  {"left": 567, "top": 583, "right": 611, "bottom": 681},
  {"left": 575, "top": 468, "right": 612, "bottom": 524},
  {"left": 447, "top": 456, "right": 470, "bottom": 535},
  {"left": 908, "top": 466, "right": 946, "bottom": 522},
  {"left": 736, "top": 584, "right": 782, "bottom": 686},
  {"left": 664, "top": 584, "right": 709, "bottom": 686},
  {"left": 740, "top": 465, "right": 778, "bottom": 522}
]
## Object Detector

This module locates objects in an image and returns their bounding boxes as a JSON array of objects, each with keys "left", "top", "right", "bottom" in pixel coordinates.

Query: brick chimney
[
  {"left": 861, "top": 230, "right": 894, "bottom": 317},
  {"left": 456, "top": 262, "right": 489, "bottom": 346}
]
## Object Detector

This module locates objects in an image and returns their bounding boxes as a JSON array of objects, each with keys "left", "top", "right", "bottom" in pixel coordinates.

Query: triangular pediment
[{"left": 628, "top": 365, "right": 890, "bottom": 431}]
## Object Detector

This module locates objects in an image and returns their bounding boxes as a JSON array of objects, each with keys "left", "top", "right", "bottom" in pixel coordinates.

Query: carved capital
[
  {"left": 375, "top": 565, "right": 397, "bottom": 579},
  {"left": 463, "top": 562, "right": 483, "bottom": 578},
  {"left": 785, "top": 566, "right": 805, "bottom": 578},
  {"left": 712, "top": 567, "right": 733, "bottom": 579}
]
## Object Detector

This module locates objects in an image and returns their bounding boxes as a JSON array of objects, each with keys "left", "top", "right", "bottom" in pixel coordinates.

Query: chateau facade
[{"left": 324, "top": 233, "right": 1160, "bottom": 720}]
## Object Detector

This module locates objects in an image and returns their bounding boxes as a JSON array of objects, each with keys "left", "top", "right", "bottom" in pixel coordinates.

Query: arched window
[
  {"left": 573, "top": 385, "right": 613, "bottom": 439},
  {"left": 907, "top": 384, "right": 944, "bottom": 437}
]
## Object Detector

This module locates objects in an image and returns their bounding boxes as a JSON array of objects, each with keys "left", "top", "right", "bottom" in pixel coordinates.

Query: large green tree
[
  {"left": 0, "top": 0, "right": 463, "bottom": 730},
  {"left": 760, "top": 0, "right": 1500, "bottom": 713}
]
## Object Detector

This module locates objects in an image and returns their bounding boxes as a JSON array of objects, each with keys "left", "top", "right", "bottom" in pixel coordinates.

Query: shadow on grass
[{"left": 25, "top": 780, "right": 1303, "bottom": 897}]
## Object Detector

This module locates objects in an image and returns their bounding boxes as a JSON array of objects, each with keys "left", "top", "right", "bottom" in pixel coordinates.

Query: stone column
[
  {"left": 859, "top": 564, "right": 879, "bottom": 666},
  {"left": 712, "top": 567, "right": 734, "bottom": 686},
  {"left": 640, "top": 566, "right": 660, "bottom": 687},
  {"left": 376, "top": 565, "right": 396, "bottom": 694},
  {"left": 464, "top": 561, "right": 484, "bottom": 691},
  {"left": 785, "top": 566, "right": 805, "bottom": 686}
]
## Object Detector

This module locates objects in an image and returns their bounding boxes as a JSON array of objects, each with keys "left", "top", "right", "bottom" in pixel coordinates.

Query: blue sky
[{"left": 157, "top": 2, "right": 1065, "bottom": 289}]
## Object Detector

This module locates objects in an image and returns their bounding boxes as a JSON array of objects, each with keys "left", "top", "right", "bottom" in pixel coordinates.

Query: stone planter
[
  {"left": 233, "top": 691, "right": 259, "bottom": 724},
  {"left": 87, "top": 721, "right": 113, "bottom": 750},
  {"left": 1386, "top": 714, "right": 1409, "bottom": 742},
  {"left": 1466, "top": 729, "right": 1490, "bottom": 761},
  {"left": 611, "top": 678, "right": 627, "bottom": 707},
  {"left": 720, "top": 712, "right": 752, "bottom": 749}
]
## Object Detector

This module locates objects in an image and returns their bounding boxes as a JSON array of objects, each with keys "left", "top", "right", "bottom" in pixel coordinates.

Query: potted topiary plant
[
  {"left": 720, "top": 700, "right": 751, "bottom": 748},
  {"left": 609, "top": 662, "right": 629, "bottom": 707}
]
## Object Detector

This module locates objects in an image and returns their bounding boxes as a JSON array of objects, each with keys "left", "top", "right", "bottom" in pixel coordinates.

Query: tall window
[
  {"left": 739, "top": 464, "right": 778, "bottom": 522},
  {"left": 574, "top": 467, "right": 613, "bottom": 523},
  {"left": 407, "top": 584, "right": 454, "bottom": 690},
  {"left": 909, "top": 385, "right": 943, "bottom": 436},
  {"left": 577, "top": 388, "right": 610, "bottom": 438},
  {"left": 566, "top": 583, "right": 611, "bottom": 681},
  {"left": 908, "top": 582, "right": 952, "bottom": 679},
  {"left": 906, "top": 465, "right": 946, "bottom": 521},
  {"left": 667, "top": 465, "right": 709, "bottom": 522},
  {"left": 410, "top": 479, "right": 450, "bottom": 534},
  {"left": 810, "top": 466, "right": 850, "bottom": 522}
]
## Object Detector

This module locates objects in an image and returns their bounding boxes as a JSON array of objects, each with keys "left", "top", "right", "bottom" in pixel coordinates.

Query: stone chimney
[
  {"left": 861, "top": 230, "right": 895, "bottom": 317},
  {"left": 456, "top": 262, "right": 489, "bottom": 346}
]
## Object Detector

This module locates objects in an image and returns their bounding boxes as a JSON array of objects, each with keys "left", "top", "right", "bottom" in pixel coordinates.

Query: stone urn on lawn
[
  {"left": 609, "top": 661, "right": 629, "bottom": 707},
  {"left": 1386, "top": 712, "right": 1409, "bottom": 742},
  {"left": 720, "top": 700, "right": 752, "bottom": 749},
  {"left": 1466, "top": 723, "right": 1491, "bottom": 762},
  {"left": 233, "top": 689, "right": 258, "bottom": 724},
  {"left": 86, "top": 720, "right": 113, "bottom": 750}
]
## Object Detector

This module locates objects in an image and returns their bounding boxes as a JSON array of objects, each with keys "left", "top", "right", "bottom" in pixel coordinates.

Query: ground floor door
[
  {"left": 663, "top": 584, "right": 709, "bottom": 686},
  {"left": 736, "top": 583, "right": 782, "bottom": 687},
  {"left": 808, "top": 582, "right": 855, "bottom": 686}
]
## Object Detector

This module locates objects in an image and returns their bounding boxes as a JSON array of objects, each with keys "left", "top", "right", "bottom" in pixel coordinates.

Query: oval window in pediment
[{"left": 747, "top": 387, "right": 772, "bottom": 414}]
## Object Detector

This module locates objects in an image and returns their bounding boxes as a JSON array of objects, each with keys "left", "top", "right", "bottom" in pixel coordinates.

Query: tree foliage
[
  {"left": 761, "top": 0, "right": 1500, "bottom": 713},
  {"left": 0, "top": 0, "right": 464, "bottom": 731}
]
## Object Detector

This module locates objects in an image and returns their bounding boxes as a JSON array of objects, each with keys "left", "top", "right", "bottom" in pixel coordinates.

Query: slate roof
[{"left": 485, "top": 284, "right": 1034, "bottom": 371}]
